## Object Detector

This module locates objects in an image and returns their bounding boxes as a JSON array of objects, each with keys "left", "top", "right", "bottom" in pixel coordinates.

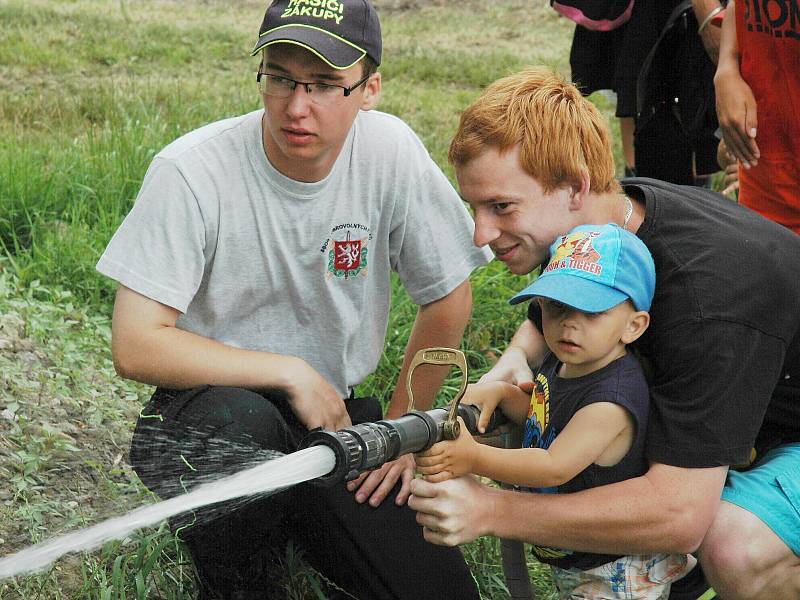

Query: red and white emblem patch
[
  {"left": 322, "top": 223, "right": 371, "bottom": 280},
  {"left": 334, "top": 238, "right": 362, "bottom": 272}
]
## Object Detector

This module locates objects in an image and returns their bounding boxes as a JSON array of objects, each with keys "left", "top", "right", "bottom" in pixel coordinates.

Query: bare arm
[
  {"left": 693, "top": 0, "right": 723, "bottom": 64},
  {"left": 385, "top": 279, "right": 474, "bottom": 417},
  {"left": 478, "top": 318, "right": 547, "bottom": 387},
  {"left": 417, "top": 402, "right": 632, "bottom": 487},
  {"left": 111, "top": 285, "right": 350, "bottom": 431},
  {"left": 714, "top": 1, "right": 760, "bottom": 167},
  {"left": 347, "top": 279, "right": 474, "bottom": 506},
  {"left": 409, "top": 463, "right": 727, "bottom": 555}
]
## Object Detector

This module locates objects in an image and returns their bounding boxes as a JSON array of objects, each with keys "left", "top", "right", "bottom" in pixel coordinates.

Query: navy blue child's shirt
[{"left": 524, "top": 351, "right": 650, "bottom": 570}]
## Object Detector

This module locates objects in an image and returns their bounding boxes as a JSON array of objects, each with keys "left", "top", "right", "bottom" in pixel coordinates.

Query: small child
[{"left": 416, "top": 223, "right": 694, "bottom": 600}]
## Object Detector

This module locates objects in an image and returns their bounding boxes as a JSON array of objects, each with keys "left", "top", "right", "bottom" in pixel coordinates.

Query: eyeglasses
[{"left": 256, "top": 72, "right": 371, "bottom": 106}]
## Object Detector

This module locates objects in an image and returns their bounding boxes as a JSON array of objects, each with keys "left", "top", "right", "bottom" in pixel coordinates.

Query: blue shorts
[{"left": 721, "top": 443, "right": 800, "bottom": 556}]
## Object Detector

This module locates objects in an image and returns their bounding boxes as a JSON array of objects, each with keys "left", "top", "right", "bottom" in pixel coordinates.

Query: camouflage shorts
[{"left": 550, "top": 552, "right": 696, "bottom": 599}]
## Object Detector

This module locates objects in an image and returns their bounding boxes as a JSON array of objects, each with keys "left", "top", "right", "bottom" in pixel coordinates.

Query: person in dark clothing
[
  {"left": 633, "top": 0, "right": 723, "bottom": 187},
  {"left": 567, "top": 3, "right": 651, "bottom": 178},
  {"left": 417, "top": 224, "right": 696, "bottom": 598},
  {"left": 567, "top": 1, "right": 723, "bottom": 186},
  {"left": 409, "top": 66, "right": 800, "bottom": 600}
]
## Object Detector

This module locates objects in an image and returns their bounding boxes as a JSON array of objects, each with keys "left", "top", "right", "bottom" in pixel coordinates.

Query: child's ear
[{"left": 621, "top": 310, "right": 650, "bottom": 344}]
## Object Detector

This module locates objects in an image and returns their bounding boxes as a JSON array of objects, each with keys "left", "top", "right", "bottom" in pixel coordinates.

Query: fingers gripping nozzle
[
  {"left": 299, "top": 404, "right": 505, "bottom": 486},
  {"left": 299, "top": 348, "right": 505, "bottom": 486}
]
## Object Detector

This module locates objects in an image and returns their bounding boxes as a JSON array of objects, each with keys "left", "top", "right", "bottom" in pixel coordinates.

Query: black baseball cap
[{"left": 251, "top": 0, "right": 382, "bottom": 69}]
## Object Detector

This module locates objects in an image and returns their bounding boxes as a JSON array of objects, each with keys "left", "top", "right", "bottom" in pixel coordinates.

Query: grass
[{"left": 0, "top": 0, "right": 630, "bottom": 597}]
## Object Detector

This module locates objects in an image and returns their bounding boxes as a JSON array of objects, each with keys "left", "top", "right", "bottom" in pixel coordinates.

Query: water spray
[
  {"left": 0, "top": 348, "right": 504, "bottom": 580},
  {"left": 0, "top": 446, "right": 337, "bottom": 579}
]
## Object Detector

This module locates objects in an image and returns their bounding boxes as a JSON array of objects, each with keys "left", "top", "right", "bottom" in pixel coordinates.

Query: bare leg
[
  {"left": 700, "top": 500, "right": 800, "bottom": 600},
  {"left": 619, "top": 116, "right": 635, "bottom": 174}
]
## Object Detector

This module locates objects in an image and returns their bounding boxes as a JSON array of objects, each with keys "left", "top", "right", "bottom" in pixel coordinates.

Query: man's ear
[
  {"left": 360, "top": 72, "right": 381, "bottom": 111},
  {"left": 568, "top": 169, "right": 591, "bottom": 211},
  {"left": 621, "top": 310, "right": 650, "bottom": 344}
]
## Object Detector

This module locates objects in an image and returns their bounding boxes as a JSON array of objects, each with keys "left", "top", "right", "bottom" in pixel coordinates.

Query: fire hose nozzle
[
  {"left": 406, "top": 347, "right": 468, "bottom": 440},
  {"left": 299, "top": 348, "right": 508, "bottom": 486},
  {"left": 299, "top": 404, "right": 505, "bottom": 486},
  {"left": 299, "top": 411, "right": 440, "bottom": 486}
]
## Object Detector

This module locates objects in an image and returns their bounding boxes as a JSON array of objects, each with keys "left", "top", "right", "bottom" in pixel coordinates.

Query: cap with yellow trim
[{"left": 251, "top": 0, "right": 382, "bottom": 69}]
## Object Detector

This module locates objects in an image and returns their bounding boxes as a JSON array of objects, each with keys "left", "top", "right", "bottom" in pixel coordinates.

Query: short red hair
[{"left": 449, "top": 67, "right": 620, "bottom": 194}]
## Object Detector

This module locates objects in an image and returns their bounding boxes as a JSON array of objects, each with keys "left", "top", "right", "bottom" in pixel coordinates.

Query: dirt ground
[{"left": 0, "top": 277, "right": 151, "bottom": 574}]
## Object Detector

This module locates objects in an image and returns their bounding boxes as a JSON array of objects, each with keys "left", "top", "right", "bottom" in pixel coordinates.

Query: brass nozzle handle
[{"left": 405, "top": 347, "right": 468, "bottom": 440}]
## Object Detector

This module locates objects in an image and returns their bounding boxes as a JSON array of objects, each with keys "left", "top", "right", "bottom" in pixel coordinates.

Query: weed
[{"left": 0, "top": 1, "right": 623, "bottom": 597}]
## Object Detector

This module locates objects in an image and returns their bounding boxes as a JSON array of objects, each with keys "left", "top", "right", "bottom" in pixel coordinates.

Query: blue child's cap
[{"left": 509, "top": 224, "right": 655, "bottom": 312}]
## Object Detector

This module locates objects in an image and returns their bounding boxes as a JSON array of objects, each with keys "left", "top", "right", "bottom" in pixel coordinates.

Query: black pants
[
  {"left": 129, "top": 386, "right": 479, "bottom": 600},
  {"left": 634, "top": 107, "right": 719, "bottom": 186}
]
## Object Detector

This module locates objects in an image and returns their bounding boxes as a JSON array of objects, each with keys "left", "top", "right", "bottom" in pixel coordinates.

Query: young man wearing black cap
[{"left": 97, "top": 1, "right": 488, "bottom": 598}]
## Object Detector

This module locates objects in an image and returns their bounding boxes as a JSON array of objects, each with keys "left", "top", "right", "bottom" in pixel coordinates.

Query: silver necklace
[{"left": 622, "top": 196, "right": 633, "bottom": 231}]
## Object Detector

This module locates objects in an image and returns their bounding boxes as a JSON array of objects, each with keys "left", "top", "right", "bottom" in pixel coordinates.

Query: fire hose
[
  {"left": 298, "top": 347, "right": 501, "bottom": 485},
  {"left": 298, "top": 347, "right": 535, "bottom": 600}
]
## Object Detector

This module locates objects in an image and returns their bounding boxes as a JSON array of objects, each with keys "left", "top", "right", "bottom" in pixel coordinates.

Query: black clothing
[
  {"left": 532, "top": 353, "right": 649, "bottom": 496},
  {"left": 570, "top": 0, "right": 719, "bottom": 184},
  {"left": 570, "top": 24, "right": 638, "bottom": 117},
  {"left": 569, "top": 0, "right": 657, "bottom": 118},
  {"left": 528, "top": 179, "right": 800, "bottom": 468},
  {"left": 526, "top": 353, "right": 650, "bottom": 570},
  {"left": 632, "top": 179, "right": 800, "bottom": 464},
  {"left": 634, "top": 1, "right": 720, "bottom": 184},
  {"left": 130, "top": 386, "right": 479, "bottom": 600}
]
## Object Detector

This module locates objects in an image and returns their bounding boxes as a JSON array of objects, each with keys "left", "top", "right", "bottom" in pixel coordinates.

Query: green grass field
[{"left": 0, "top": 1, "right": 626, "bottom": 597}]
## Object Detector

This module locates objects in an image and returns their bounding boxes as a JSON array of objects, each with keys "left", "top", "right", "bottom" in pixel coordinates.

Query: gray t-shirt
[{"left": 97, "top": 109, "right": 490, "bottom": 397}]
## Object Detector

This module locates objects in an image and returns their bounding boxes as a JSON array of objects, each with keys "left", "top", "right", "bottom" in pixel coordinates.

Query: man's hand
[
  {"left": 346, "top": 453, "right": 416, "bottom": 507},
  {"left": 409, "top": 476, "right": 492, "bottom": 546},
  {"left": 415, "top": 418, "right": 479, "bottom": 482},
  {"left": 285, "top": 359, "right": 351, "bottom": 432}
]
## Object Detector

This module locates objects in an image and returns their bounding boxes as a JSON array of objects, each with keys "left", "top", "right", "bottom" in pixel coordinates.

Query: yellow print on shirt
[
  {"left": 529, "top": 372, "right": 549, "bottom": 430},
  {"left": 524, "top": 372, "right": 550, "bottom": 449}
]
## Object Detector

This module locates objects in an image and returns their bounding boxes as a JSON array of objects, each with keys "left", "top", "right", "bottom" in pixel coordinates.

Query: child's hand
[
  {"left": 464, "top": 381, "right": 526, "bottom": 432},
  {"left": 414, "top": 418, "right": 478, "bottom": 482},
  {"left": 462, "top": 382, "right": 504, "bottom": 433},
  {"left": 722, "top": 161, "right": 739, "bottom": 196}
]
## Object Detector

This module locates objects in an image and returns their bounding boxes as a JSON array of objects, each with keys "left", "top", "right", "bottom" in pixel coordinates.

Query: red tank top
[{"left": 736, "top": 1, "right": 800, "bottom": 233}]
